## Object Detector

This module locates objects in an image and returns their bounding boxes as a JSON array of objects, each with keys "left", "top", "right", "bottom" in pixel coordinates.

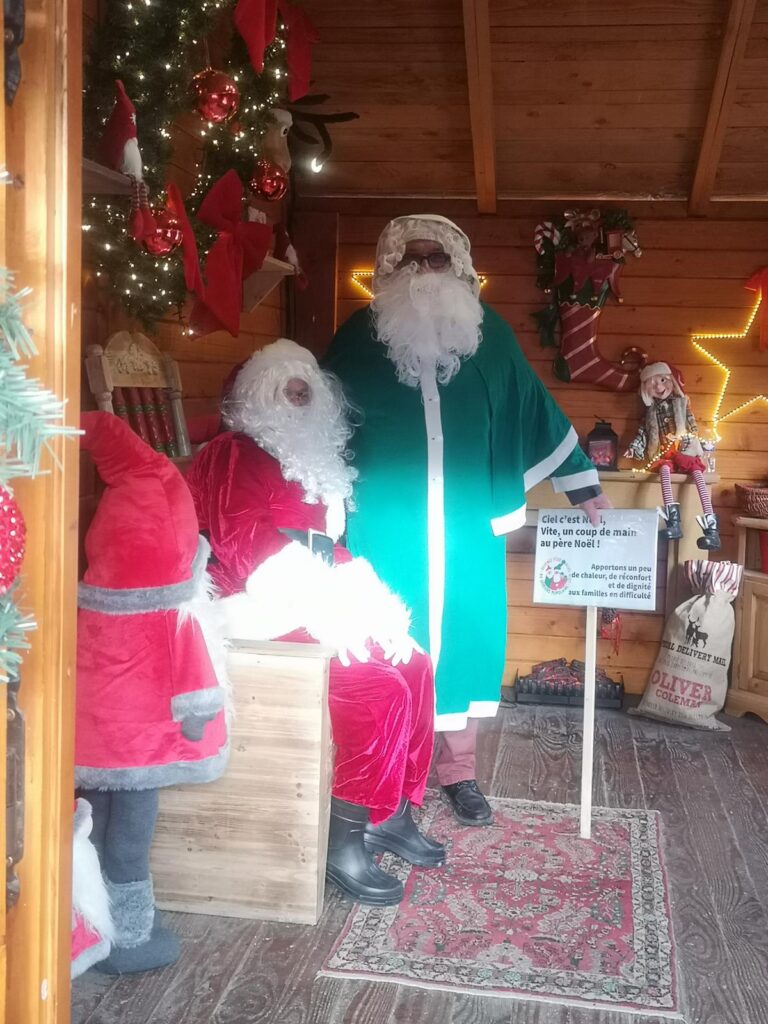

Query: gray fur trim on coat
[
  {"left": 78, "top": 537, "right": 211, "bottom": 615},
  {"left": 105, "top": 878, "right": 155, "bottom": 948},
  {"left": 74, "top": 742, "right": 230, "bottom": 792},
  {"left": 170, "top": 686, "right": 225, "bottom": 722}
]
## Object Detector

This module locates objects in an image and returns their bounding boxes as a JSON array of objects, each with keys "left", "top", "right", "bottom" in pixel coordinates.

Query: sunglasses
[{"left": 399, "top": 251, "right": 452, "bottom": 270}]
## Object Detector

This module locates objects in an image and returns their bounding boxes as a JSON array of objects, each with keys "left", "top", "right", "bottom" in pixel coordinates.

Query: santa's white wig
[
  {"left": 222, "top": 339, "right": 357, "bottom": 518},
  {"left": 372, "top": 214, "right": 480, "bottom": 296}
]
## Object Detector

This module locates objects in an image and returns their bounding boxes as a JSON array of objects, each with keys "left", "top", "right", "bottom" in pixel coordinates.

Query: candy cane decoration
[{"left": 534, "top": 222, "right": 561, "bottom": 255}]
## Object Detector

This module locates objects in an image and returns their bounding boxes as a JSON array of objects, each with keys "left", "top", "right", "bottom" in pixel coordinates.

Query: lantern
[{"left": 585, "top": 420, "right": 618, "bottom": 470}]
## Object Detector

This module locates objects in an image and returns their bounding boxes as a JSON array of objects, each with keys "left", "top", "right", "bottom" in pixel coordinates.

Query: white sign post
[{"left": 532, "top": 509, "right": 659, "bottom": 839}]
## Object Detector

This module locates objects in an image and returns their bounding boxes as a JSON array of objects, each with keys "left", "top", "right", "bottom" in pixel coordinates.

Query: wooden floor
[{"left": 72, "top": 703, "right": 768, "bottom": 1024}]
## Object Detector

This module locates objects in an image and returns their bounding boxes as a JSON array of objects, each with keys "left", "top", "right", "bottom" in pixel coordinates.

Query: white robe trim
[
  {"left": 490, "top": 504, "right": 527, "bottom": 537},
  {"left": 435, "top": 700, "right": 500, "bottom": 732},
  {"left": 420, "top": 366, "right": 446, "bottom": 671},
  {"left": 550, "top": 467, "right": 600, "bottom": 493},
  {"left": 523, "top": 426, "right": 580, "bottom": 492},
  {"left": 324, "top": 492, "right": 346, "bottom": 542}
]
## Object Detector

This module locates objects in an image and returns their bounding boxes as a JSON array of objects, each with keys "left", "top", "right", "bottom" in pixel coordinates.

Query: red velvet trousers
[{"left": 280, "top": 631, "right": 435, "bottom": 824}]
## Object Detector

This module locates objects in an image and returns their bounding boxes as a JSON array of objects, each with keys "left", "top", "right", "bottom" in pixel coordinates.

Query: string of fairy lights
[
  {"left": 691, "top": 295, "right": 767, "bottom": 437},
  {"left": 83, "top": 0, "right": 288, "bottom": 328}
]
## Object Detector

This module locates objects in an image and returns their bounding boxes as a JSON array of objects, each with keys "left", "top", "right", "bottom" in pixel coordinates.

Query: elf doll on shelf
[{"left": 624, "top": 361, "right": 720, "bottom": 550}]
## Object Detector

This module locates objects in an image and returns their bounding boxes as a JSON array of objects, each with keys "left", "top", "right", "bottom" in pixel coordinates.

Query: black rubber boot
[
  {"left": 696, "top": 513, "right": 721, "bottom": 551},
  {"left": 364, "top": 799, "right": 446, "bottom": 867},
  {"left": 326, "top": 797, "right": 403, "bottom": 906},
  {"left": 660, "top": 503, "right": 683, "bottom": 540}
]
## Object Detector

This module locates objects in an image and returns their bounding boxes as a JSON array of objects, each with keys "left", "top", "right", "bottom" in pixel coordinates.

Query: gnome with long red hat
[
  {"left": 76, "top": 412, "right": 229, "bottom": 973},
  {"left": 98, "top": 80, "right": 156, "bottom": 243},
  {"left": 624, "top": 361, "right": 720, "bottom": 549}
]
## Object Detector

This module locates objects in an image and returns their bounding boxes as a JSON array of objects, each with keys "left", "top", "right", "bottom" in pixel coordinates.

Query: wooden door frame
[{"left": 5, "top": 0, "right": 82, "bottom": 1021}]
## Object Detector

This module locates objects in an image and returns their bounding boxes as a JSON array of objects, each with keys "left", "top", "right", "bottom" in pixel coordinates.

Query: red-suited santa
[
  {"left": 187, "top": 339, "right": 445, "bottom": 907},
  {"left": 76, "top": 411, "right": 229, "bottom": 973}
]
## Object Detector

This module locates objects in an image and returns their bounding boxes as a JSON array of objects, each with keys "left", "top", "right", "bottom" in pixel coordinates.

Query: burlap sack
[{"left": 629, "top": 560, "right": 743, "bottom": 731}]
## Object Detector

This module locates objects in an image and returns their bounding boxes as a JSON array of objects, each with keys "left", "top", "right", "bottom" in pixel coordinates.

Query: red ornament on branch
[
  {"left": 248, "top": 159, "right": 288, "bottom": 202},
  {"left": 191, "top": 69, "right": 240, "bottom": 124},
  {"left": 143, "top": 207, "right": 184, "bottom": 256},
  {"left": 0, "top": 488, "right": 26, "bottom": 595}
]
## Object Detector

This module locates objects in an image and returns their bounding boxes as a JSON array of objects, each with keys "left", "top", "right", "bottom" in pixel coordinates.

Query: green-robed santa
[{"left": 325, "top": 214, "right": 610, "bottom": 826}]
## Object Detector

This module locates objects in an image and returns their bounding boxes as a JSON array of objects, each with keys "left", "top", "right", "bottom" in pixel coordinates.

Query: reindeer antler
[{"left": 285, "top": 93, "right": 359, "bottom": 166}]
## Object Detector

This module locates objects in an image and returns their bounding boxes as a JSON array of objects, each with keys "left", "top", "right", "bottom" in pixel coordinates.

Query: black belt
[{"left": 279, "top": 528, "right": 334, "bottom": 564}]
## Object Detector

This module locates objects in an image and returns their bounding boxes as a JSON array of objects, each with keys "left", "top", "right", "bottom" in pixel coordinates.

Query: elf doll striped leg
[
  {"left": 692, "top": 469, "right": 721, "bottom": 550},
  {"left": 658, "top": 462, "right": 683, "bottom": 540}
]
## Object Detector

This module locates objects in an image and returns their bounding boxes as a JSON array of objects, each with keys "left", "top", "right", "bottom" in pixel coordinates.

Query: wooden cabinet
[{"left": 726, "top": 518, "right": 768, "bottom": 723}]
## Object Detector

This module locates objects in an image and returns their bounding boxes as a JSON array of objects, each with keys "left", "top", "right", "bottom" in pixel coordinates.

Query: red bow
[
  {"left": 234, "top": 0, "right": 318, "bottom": 101},
  {"left": 233, "top": 0, "right": 277, "bottom": 73},
  {"left": 166, "top": 183, "right": 203, "bottom": 296},
  {"left": 190, "top": 171, "right": 272, "bottom": 338},
  {"left": 745, "top": 267, "right": 768, "bottom": 352},
  {"left": 279, "top": 0, "right": 319, "bottom": 101}
]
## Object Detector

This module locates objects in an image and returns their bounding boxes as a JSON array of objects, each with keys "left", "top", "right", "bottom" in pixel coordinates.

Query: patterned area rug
[{"left": 320, "top": 794, "right": 679, "bottom": 1017}]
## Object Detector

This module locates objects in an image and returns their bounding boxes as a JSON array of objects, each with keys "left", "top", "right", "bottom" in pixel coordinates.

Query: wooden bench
[{"left": 150, "top": 639, "right": 334, "bottom": 925}]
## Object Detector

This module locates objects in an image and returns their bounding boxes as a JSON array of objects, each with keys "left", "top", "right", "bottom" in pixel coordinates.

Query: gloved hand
[
  {"left": 380, "top": 635, "right": 423, "bottom": 668},
  {"left": 314, "top": 558, "right": 415, "bottom": 669}
]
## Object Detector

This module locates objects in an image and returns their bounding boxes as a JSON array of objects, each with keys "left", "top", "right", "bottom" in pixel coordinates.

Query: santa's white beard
[
  {"left": 240, "top": 397, "right": 357, "bottom": 512},
  {"left": 372, "top": 269, "right": 483, "bottom": 386}
]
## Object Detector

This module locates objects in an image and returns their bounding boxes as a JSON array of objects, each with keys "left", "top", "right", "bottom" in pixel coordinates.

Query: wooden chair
[{"left": 85, "top": 331, "right": 191, "bottom": 458}]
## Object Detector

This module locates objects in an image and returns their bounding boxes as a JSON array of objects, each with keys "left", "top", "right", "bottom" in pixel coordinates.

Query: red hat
[
  {"left": 80, "top": 412, "right": 200, "bottom": 590},
  {"left": 98, "top": 81, "right": 138, "bottom": 172},
  {"left": 639, "top": 361, "right": 685, "bottom": 405}
]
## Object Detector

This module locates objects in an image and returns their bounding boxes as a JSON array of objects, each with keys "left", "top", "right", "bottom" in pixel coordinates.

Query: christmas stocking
[{"left": 558, "top": 301, "right": 640, "bottom": 392}]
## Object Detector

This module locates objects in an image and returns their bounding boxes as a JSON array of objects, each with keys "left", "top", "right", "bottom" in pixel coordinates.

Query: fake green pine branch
[{"left": 0, "top": 583, "right": 35, "bottom": 684}]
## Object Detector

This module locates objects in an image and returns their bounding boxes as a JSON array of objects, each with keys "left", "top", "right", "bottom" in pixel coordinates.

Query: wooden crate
[{"left": 151, "top": 640, "right": 334, "bottom": 925}]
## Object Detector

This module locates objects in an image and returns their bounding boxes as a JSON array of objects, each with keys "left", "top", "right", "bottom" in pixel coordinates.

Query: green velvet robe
[{"left": 325, "top": 303, "right": 598, "bottom": 729}]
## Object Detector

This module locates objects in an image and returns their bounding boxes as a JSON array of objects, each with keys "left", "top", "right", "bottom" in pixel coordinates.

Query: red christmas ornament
[
  {"left": 143, "top": 207, "right": 184, "bottom": 256},
  {"left": 0, "top": 488, "right": 26, "bottom": 595},
  {"left": 249, "top": 159, "right": 288, "bottom": 202},
  {"left": 191, "top": 68, "right": 240, "bottom": 124}
]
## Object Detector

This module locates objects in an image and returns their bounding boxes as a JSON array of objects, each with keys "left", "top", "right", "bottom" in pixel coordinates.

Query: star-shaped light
[
  {"left": 691, "top": 295, "right": 767, "bottom": 434},
  {"left": 351, "top": 269, "right": 487, "bottom": 300}
]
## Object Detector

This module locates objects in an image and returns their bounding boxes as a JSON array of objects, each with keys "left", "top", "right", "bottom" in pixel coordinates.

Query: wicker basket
[{"left": 735, "top": 482, "right": 768, "bottom": 518}]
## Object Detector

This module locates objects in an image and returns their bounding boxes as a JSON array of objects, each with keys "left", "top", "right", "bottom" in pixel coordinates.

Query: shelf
[
  {"left": 82, "top": 158, "right": 132, "bottom": 196},
  {"left": 600, "top": 469, "right": 720, "bottom": 484},
  {"left": 242, "top": 255, "right": 294, "bottom": 312},
  {"left": 734, "top": 516, "right": 768, "bottom": 531}
]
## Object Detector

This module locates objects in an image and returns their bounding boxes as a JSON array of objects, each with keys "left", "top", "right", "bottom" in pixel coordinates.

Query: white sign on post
[
  {"left": 532, "top": 509, "right": 659, "bottom": 839},
  {"left": 533, "top": 508, "right": 659, "bottom": 611}
]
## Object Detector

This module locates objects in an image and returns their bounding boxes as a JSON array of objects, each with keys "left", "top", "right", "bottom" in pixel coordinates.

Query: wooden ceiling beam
[
  {"left": 462, "top": 0, "right": 497, "bottom": 214},
  {"left": 689, "top": 0, "right": 757, "bottom": 216}
]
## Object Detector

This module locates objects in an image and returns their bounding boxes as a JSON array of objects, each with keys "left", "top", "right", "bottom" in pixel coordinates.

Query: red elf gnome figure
[
  {"left": 624, "top": 361, "right": 720, "bottom": 550},
  {"left": 98, "top": 80, "right": 156, "bottom": 243},
  {"left": 76, "top": 412, "right": 229, "bottom": 974}
]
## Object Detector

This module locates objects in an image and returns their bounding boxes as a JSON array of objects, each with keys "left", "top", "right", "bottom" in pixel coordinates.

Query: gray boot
[{"left": 94, "top": 877, "right": 180, "bottom": 975}]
